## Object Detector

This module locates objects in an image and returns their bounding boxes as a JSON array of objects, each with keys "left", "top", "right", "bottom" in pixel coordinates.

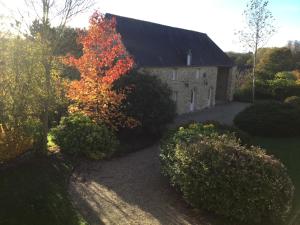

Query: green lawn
[
  {"left": 253, "top": 137, "right": 300, "bottom": 225},
  {"left": 0, "top": 155, "right": 88, "bottom": 225}
]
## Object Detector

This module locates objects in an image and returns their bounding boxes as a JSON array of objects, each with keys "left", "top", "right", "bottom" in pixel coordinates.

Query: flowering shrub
[{"left": 160, "top": 123, "right": 294, "bottom": 224}]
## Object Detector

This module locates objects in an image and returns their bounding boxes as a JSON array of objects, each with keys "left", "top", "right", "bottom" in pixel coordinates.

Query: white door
[{"left": 189, "top": 89, "right": 195, "bottom": 112}]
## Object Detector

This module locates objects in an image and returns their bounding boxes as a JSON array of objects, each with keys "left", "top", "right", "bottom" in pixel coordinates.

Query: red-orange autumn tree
[{"left": 66, "top": 11, "right": 136, "bottom": 129}]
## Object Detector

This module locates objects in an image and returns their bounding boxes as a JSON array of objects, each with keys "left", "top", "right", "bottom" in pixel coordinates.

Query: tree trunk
[
  {"left": 252, "top": 40, "right": 258, "bottom": 103},
  {"left": 40, "top": 58, "right": 51, "bottom": 153}
]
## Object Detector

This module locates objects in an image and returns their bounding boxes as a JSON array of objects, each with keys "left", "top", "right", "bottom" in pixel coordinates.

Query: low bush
[
  {"left": 274, "top": 71, "right": 297, "bottom": 81},
  {"left": 234, "top": 101, "right": 300, "bottom": 137},
  {"left": 268, "top": 79, "right": 300, "bottom": 100},
  {"left": 284, "top": 96, "right": 300, "bottom": 107},
  {"left": 51, "top": 114, "right": 118, "bottom": 160},
  {"left": 234, "top": 78, "right": 300, "bottom": 102},
  {"left": 160, "top": 123, "right": 294, "bottom": 224}
]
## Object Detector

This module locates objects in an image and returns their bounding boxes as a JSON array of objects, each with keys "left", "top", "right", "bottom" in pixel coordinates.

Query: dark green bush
[
  {"left": 160, "top": 123, "right": 294, "bottom": 224},
  {"left": 50, "top": 114, "right": 118, "bottom": 159},
  {"left": 284, "top": 96, "right": 300, "bottom": 107},
  {"left": 234, "top": 80, "right": 273, "bottom": 102},
  {"left": 234, "top": 78, "right": 300, "bottom": 102},
  {"left": 113, "top": 71, "right": 176, "bottom": 143},
  {"left": 269, "top": 80, "right": 300, "bottom": 100},
  {"left": 234, "top": 101, "right": 300, "bottom": 137}
]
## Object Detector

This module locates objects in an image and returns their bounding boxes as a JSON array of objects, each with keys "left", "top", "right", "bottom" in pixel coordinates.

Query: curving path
[{"left": 69, "top": 102, "right": 249, "bottom": 225}]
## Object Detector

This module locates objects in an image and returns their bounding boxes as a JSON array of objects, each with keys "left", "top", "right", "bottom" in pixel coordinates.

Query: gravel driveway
[{"left": 69, "top": 102, "right": 249, "bottom": 225}]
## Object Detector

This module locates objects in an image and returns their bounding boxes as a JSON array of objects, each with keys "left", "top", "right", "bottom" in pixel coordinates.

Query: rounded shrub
[
  {"left": 284, "top": 96, "right": 300, "bottom": 108},
  {"left": 234, "top": 101, "right": 300, "bottom": 137},
  {"left": 113, "top": 71, "right": 176, "bottom": 140},
  {"left": 202, "top": 120, "right": 252, "bottom": 146},
  {"left": 50, "top": 113, "right": 118, "bottom": 159},
  {"left": 160, "top": 123, "right": 294, "bottom": 224}
]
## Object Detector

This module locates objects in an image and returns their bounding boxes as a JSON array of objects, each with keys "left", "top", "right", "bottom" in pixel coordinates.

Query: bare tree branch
[{"left": 236, "top": 0, "right": 275, "bottom": 102}]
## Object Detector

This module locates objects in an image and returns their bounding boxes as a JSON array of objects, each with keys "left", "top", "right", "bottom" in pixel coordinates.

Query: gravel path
[{"left": 69, "top": 102, "right": 250, "bottom": 225}]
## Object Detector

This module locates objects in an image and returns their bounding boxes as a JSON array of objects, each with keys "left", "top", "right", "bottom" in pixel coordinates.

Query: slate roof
[{"left": 106, "top": 13, "right": 234, "bottom": 68}]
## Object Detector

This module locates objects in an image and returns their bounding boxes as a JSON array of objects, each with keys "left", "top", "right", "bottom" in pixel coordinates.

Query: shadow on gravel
[{"left": 69, "top": 146, "right": 211, "bottom": 225}]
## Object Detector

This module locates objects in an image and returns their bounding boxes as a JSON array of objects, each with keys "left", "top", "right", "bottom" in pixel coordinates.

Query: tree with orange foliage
[{"left": 66, "top": 11, "right": 136, "bottom": 129}]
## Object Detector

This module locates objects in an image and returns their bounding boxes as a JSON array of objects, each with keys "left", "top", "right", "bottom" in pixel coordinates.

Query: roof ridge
[{"left": 105, "top": 13, "right": 207, "bottom": 36}]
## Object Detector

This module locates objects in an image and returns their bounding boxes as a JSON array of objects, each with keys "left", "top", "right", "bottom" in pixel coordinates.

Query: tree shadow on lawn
[{"left": 0, "top": 155, "right": 88, "bottom": 225}]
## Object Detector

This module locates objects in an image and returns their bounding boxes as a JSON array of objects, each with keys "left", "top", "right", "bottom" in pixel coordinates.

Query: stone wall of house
[{"left": 141, "top": 67, "right": 218, "bottom": 115}]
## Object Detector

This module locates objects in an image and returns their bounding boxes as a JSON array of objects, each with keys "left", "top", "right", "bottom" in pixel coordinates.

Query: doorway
[
  {"left": 216, "top": 67, "right": 230, "bottom": 103},
  {"left": 189, "top": 89, "right": 195, "bottom": 112}
]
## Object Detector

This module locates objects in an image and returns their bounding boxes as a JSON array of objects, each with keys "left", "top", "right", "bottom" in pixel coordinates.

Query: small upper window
[
  {"left": 172, "top": 70, "right": 177, "bottom": 80},
  {"left": 203, "top": 73, "right": 207, "bottom": 78}
]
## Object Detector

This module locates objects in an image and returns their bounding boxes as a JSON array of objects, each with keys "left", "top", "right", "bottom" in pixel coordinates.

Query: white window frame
[
  {"left": 172, "top": 69, "right": 177, "bottom": 81},
  {"left": 196, "top": 69, "right": 200, "bottom": 79}
]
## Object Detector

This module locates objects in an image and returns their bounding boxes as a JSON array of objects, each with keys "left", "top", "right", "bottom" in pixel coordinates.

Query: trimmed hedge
[
  {"left": 234, "top": 101, "right": 300, "bottom": 137},
  {"left": 202, "top": 120, "right": 252, "bottom": 146},
  {"left": 51, "top": 114, "right": 118, "bottom": 160},
  {"left": 160, "top": 123, "right": 294, "bottom": 224}
]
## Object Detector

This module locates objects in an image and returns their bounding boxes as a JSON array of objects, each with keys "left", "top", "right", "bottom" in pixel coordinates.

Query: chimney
[{"left": 187, "top": 49, "right": 192, "bottom": 66}]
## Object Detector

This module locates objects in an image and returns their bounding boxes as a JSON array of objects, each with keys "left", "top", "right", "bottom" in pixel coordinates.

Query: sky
[{"left": 0, "top": 0, "right": 299, "bottom": 52}]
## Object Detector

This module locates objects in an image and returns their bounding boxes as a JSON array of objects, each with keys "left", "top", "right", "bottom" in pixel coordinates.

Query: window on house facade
[
  {"left": 190, "top": 89, "right": 194, "bottom": 103},
  {"left": 196, "top": 69, "right": 200, "bottom": 79},
  {"left": 203, "top": 73, "right": 207, "bottom": 78},
  {"left": 172, "top": 70, "right": 177, "bottom": 80}
]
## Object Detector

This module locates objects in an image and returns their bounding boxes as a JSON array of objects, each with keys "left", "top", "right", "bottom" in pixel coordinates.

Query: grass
[
  {"left": 0, "top": 155, "right": 88, "bottom": 225},
  {"left": 253, "top": 137, "right": 300, "bottom": 225}
]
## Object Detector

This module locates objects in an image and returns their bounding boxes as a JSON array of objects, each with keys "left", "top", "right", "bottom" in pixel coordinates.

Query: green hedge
[
  {"left": 234, "top": 101, "right": 300, "bottom": 137},
  {"left": 160, "top": 123, "right": 294, "bottom": 224},
  {"left": 202, "top": 120, "right": 252, "bottom": 146},
  {"left": 234, "top": 79, "right": 300, "bottom": 102},
  {"left": 50, "top": 114, "right": 118, "bottom": 160}
]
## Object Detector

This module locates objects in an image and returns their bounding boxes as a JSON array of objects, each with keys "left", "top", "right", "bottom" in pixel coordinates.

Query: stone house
[{"left": 108, "top": 14, "right": 236, "bottom": 115}]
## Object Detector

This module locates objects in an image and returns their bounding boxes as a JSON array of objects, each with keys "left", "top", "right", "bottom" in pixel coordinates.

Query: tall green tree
[
  {"left": 237, "top": 0, "right": 275, "bottom": 102},
  {"left": 12, "top": 0, "right": 94, "bottom": 152},
  {"left": 0, "top": 37, "right": 65, "bottom": 150}
]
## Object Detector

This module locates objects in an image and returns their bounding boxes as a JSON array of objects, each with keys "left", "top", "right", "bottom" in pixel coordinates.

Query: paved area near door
[
  {"left": 174, "top": 102, "right": 250, "bottom": 127},
  {"left": 69, "top": 102, "right": 250, "bottom": 225}
]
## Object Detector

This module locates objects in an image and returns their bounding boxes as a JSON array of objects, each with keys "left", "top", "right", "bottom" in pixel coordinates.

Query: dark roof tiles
[{"left": 106, "top": 13, "right": 234, "bottom": 68}]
